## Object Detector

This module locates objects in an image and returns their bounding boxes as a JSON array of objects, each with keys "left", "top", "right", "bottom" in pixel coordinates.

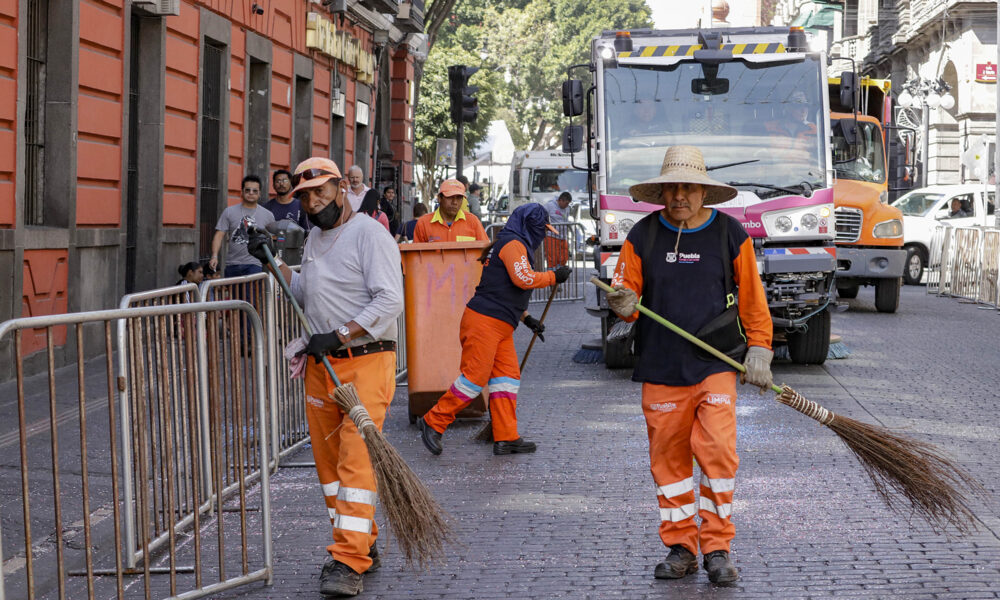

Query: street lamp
[{"left": 896, "top": 78, "right": 955, "bottom": 187}]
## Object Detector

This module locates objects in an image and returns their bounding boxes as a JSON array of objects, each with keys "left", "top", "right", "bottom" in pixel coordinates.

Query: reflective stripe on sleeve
[
  {"left": 655, "top": 477, "right": 694, "bottom": 499},
  {"left": 699, "top": 496, "right": 733, "bottom": 519},
  {"left": 338, "top": 486, "right": 378, "bottom": 507},
  {"left": 700, "top": 474, "right": 735, "bottom": 494},
  {"left": 660, "top": 503, "right": 697, "bottom": 522},
  {"left": 334, "top": 514, "right": 373, "bottom": 535},
  {"left": 322, "top": 481, "right": 340, "bottom": 497}
]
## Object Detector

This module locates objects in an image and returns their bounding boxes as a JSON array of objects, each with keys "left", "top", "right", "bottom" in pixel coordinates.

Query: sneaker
[
  {"left": 492, "top": 438, "right": 537, "bottom": 455},
  {"left": 417, "top": 417, "right": 442, "bottom": 455},
  {"left": 653, "top": 544, "right": 698, "bottom": 579},
  {"left": 703, "top": 550, "right": 739, "bottom": 583},
  {"left": 319, "top": 558, "right": 364, "bottom": 597},
  {"left": 366, "top": 542, "right": 380, "bottom": 573}
]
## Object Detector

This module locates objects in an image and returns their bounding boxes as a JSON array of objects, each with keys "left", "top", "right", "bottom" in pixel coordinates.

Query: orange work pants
[
  {"left": 423, "top": 308, "right": 521, "bottom": 442},
  {"left": 304, "top": 350, "right": 396, "bottom": 574},
  {"left": 642, "top": 371, "right": 739, "bottom": 555}
]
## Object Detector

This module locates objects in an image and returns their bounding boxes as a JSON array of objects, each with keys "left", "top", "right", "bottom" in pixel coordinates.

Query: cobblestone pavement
[{"left": 223, "top": 286, "right": 1000, "bottom": 600}]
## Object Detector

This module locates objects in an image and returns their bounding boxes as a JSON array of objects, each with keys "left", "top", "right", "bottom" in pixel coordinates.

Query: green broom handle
[
  {"left": 262, "top": 244, "right": 344, "bottom": 387},
  {"left": 590, "top": 277, "right": 782, "bottom": 394}
]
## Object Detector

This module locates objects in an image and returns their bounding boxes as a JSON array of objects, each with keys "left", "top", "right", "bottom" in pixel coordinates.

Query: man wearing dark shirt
[{"left": 264, "top": 169, "right": 311, "bottom": 232}]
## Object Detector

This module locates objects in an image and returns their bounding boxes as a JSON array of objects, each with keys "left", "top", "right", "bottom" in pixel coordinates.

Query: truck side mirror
[
  {"left": 562, "top": 125, "right": 583, "bottom": 153},
  {"left": 840, "top": 71, "right": 858, "bottom": 111},
  {"left": 562, "top": 80, "right": 584, "bottom": 117}
]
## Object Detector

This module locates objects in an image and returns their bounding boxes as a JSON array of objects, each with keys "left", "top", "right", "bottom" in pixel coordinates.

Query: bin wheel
[{"left": 408, "top": 413, "right": 417, "bottom": 425}]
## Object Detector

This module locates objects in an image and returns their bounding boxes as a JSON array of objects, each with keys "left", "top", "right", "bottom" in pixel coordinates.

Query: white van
[{"left": 891, "top": 185, "right": 996, "bottom": 284}]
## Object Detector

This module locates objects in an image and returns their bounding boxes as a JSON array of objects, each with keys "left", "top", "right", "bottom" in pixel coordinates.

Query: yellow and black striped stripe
[{"left": 619, "top": 42, "right": 786, "bottom": 58}]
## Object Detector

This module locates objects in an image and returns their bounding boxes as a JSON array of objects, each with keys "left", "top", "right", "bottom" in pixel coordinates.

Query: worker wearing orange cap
[
  {"left": 417, "top": 203, "right": 571, "bottom": 456},
  {"left": 412, "top": 179, "right": 489, "bottom": 243},
  {"left": 250, "top": 156, "right": 402, "bottom": 597}
]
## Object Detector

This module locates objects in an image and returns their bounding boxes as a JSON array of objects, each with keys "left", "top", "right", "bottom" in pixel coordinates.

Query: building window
[
  {"left": 844, "top": 0, "right": 858, "bottom": 36},
  {"left": 23, "top": 0, "right": 47, "bottom": 226},
  {"left": 246, "top": 58, "right": 270, "bottom": 182},
  {"left": 199, "top": 41, "right": 225, "bottom": 254},
  {"left": 292, "top": 75, "right": 313, "bottom": 168},
  {"left": 330, "top": 75, "right": 345, "bottom": 168}
]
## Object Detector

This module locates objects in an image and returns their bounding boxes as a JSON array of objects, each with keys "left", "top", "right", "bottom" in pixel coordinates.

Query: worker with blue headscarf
[{"left": 417, "top": 203, "right": 572, "bottom": 456}]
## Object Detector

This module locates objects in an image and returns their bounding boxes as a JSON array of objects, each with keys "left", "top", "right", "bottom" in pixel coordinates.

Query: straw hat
[{"left": 628, "top": 146, "right": 737, "bottom": 206}]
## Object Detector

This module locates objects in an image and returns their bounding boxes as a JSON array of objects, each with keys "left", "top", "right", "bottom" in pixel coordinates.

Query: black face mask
[{"left": 308, "top": 198, "right": 343, "bottom": 230}]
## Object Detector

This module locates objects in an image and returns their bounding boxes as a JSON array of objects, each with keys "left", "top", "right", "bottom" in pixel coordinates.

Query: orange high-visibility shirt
[{"left": 412, "top": 209, "right": 488, "bottom": 243}]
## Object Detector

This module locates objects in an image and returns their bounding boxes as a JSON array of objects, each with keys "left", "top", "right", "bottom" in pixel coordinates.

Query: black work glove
[
  {"left": 522, "top": 315, "right": 545, "bottom": 342},
  {"left": 297, "top": 332, "right": 342, "bottom": 361},
  {"left": 248, "top": 227, "right": 276, "bottom": 266},
  {"left": 553, "top": 265, "right": 572, "bottom": 284}
]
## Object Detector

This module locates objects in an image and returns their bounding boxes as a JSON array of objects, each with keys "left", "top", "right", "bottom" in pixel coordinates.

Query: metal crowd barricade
[
  {"left": 949, "top": 227, "right": 983, "bottom": 301},
  {"left": 0, "top": 302, "right": 272, "bottom": 600},
  {"left": 263, "top": 275, "right": 311, "bottom": 462},
  {"left": 977, "top": 229, "right": 1000, "bottom": 307},
  {"left": 926, "top": 224, "right": 952, "bottom": 294},
  {"left": 483, "top": 221, "right": 587, "bottom": 303}
]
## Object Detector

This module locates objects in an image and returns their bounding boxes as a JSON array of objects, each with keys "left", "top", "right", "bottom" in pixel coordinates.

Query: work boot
[
  {"left": 653, "top": 544, "right": 698, "bottom": 579},
  {"left": 492, "top": 437, "right": 537, "bottom": 455},
  {"left": 417, "top": 417, "right": 442, "bottom": 455},
  {"left": 365, "top": 542, "right": 380, "bottom": 573},
  {"left": 319, "top": 558, "right": 364, "bottom": 597},
  {"left": 703, "top": 550, "right": 739, "bottom": 584}
]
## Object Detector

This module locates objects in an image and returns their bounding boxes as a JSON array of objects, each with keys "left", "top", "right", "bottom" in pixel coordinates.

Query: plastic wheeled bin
[{"left": 400, "top": 241, "right": 490, "bottom": 424}]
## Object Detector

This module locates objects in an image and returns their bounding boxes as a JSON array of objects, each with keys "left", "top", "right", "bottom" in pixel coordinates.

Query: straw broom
[
  {"left": 591, "top": 277, "right": 987, "bottom": 535},
  {"left": 262, "top": 243, "right": 453, "bottom": 568},
  {"left": 473, "top": 282, "right": 560, "bottom": 442}
]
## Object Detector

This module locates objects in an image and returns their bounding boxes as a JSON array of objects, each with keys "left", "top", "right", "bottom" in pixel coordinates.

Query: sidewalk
[{"left": 225, "top": 292, "right": 1000, "bottom": 599}]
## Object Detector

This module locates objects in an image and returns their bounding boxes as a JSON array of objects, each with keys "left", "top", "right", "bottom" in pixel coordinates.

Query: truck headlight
[
  {"left": 604, "top": 213, "right": 616, "bottom": 224},
  {"left": 619, "top": 218, "right": 635, "bottom": 235},
  {"left": 800, "top": 213, "right": 818, "bottom": 230},
  {"left": 872, "top": 218, "right": 903, "bottom": 238},
  {"left": 776, "top": 216, "right": 793, "bottom": 232}
]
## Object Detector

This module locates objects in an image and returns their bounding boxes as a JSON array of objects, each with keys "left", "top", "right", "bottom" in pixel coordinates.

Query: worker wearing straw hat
[
  {"left": 417, "top": 203, "right": 571, "bottom": 456},
  {"left": 250, "top": 156, "right": 403, "bottom": 597},
  {"left": 605, "top": 146, "right": 773, "bottom": 584}
]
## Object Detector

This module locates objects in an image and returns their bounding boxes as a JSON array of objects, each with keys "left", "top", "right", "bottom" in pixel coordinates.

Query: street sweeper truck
[{"left": 562, "top": 26, "right": 837, "bottom": 367}]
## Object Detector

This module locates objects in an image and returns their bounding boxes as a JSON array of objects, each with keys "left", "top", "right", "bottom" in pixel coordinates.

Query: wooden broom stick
[{"left": 591, "top": 277, "right": 987, "bottom": 534}]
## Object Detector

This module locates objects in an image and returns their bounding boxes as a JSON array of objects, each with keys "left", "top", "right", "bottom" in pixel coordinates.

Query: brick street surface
[{"left": 174, "top": 288, "right": 1000, "bottom": 598}]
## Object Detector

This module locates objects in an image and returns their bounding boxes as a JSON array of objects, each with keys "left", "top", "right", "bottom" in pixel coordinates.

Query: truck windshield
[
  {"left": 531, "top": 169, "right": 589, "bottom": 193},
  {"left": 832, "top": 119, "right": 886, "bottom": 184},
  {"left": 891, "top": 192, "right": 944, "bottom": 216},
  {"left": 602, "top": 57, "right": 827, "bottom": 199}
]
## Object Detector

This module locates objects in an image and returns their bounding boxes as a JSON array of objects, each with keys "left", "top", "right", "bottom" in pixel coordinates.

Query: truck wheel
[
  {"left": 787, "top": 308, "right": 831, "bottom": 365},
  {"left": 875, "top": 277, "right": 901, "bottom": 313},
  {"left": 836, "top": 284, "right": 859, "bottom": 299},
  {"left": 602, "top": 315, "right": 636, "bottom": 369},
  {"left": 903, "top": 246, "right": 925, "bottom": 285}
]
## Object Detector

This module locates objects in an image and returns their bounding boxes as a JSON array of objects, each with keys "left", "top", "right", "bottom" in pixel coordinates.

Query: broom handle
[
  {"left": 590, "top": 277, "right": 782, "bottom": 394},
  {"left": 262, "top": 245, "right": 344, "bottom": 387},
  {"left": 520, "top": 282, "right": 559, "bottom": 371}
]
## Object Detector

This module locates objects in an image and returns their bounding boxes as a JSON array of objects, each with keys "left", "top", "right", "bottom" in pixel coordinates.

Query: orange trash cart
[{"left": 399, "top": 241, "right": 490, "bottom": 424}]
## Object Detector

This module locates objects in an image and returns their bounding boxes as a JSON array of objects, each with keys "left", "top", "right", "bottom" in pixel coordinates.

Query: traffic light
[{"left": 448, "top": 65, "right": 479, "bottom": 124}]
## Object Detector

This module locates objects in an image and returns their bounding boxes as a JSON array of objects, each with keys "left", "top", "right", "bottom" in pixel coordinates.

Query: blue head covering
[{"left": 498, "top": 203, "right": 550, "bottom": 252}]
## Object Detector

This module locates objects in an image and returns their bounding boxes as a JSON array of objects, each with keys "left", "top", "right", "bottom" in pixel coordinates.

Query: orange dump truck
[{"left": 828, "top": 76, "right": 906, "bottom": 312}]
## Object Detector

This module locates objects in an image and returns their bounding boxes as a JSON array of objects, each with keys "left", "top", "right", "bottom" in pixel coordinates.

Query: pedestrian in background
[
  {"left": 412, "top": 179, "right": 488, "bottom": 243},
  {"left": 543, "top": 191, "right": 572, "bottom": 266},
  {"left": 346, "top": 165, "right": 380, "bottom": 213},
  {"left": 417, "top": 203, "right": 571, "bottom": 456},
  {"left": 176, "top": 261, "right": 203, "bottom": 285},
  {"left": 467, "top": 183, "right": 484, "bottom": 220},
  {"left": 380, "top": 185, "right": 401, "bottom": 238},
  {"left": 264, "top": 169, "right": 311, "bottom": 232},
  {"left": 249, "top": 156, "right": 402, "bottom": 597},
  {"left": 209, "top": 174, "right": 275, "bottom": 276},
  {"left": 605, "top": 146, "right": 773, "bottom": 584},
  {"left": 402, "top": 203, "right": 428, "bottom": 242}
]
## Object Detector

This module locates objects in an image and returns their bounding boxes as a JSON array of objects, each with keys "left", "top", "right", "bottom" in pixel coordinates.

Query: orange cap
[
  {"left": 438, "top": 178, "right": 466, "bottom": 197},
  {"left": 291, "top": 157, "right": 343, "bottom": 194}
]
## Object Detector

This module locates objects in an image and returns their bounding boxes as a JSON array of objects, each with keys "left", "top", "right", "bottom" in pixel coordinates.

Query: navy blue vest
[{"left": 467, "top": 237, "right": 535, "bottom": 327}]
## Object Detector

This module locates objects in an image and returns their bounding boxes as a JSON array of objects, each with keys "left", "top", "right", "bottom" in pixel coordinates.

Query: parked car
[{"left": 890, "top": 185, "right": 996, "bottom": 284}]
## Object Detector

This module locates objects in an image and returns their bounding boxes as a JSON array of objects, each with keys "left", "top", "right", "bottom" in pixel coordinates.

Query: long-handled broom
[
  {"left": 473, "top": 282, "right": 560, "bottom": 442},
  {"left": 591, "top": 277, "right": 987, "bottom": 535},
  {"left": 262, "top": 244, "right": 453, "bottom": 568}
]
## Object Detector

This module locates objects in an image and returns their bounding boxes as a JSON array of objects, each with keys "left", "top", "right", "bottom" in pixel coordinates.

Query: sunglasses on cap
[{"left": 292, "top": 168, "right": 341, "bottom": 188}]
